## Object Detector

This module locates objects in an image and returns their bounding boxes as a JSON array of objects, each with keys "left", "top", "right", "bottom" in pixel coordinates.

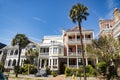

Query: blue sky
[{"left": 0, "top": 0, "right": 120, "bottom": 45}]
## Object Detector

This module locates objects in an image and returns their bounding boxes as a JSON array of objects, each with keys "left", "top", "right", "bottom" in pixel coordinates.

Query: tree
[
  {"left": 69, "top": 3, "right": 89, "bottom": 80},
  {"left": 86, "top": 35, "right": 120, "bottom": 79},
  {"left": 12, "top": 34, "right": 30, "bottom": 77},
  {"left": 25, "top": 48, "right": 39, "bottom": 65}
]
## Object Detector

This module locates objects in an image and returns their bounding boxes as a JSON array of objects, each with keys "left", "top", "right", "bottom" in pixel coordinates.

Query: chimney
[{"left": 113, "top": 8, "right": 120, "bottom": 23}]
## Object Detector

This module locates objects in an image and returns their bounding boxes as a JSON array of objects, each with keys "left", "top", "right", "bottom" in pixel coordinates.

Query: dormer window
[{"left": 51, "top": 40, "right": 55, "bottom": 44}]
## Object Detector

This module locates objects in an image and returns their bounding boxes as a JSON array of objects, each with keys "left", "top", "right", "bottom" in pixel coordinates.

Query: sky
[{"left": 0, "top": 0, "right": 120, "bottom": 45}]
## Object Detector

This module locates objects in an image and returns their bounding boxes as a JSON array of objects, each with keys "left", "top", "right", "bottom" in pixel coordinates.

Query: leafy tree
[
  {"left": 86, "top": 35, "right": 120, "bottom": 79},
  {"left": 25, "top": 48, "right": 39, "bottom": 64},
  {"left": 69, "top": 3, "right": 89, "bottom": 80},
  {"left": 12, "top": 34, "right": 30, "bottom": 77}
]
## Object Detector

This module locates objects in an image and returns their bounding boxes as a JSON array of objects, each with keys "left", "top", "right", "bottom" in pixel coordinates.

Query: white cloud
[
  {"left": 33, "top": 17, "right": 47, "bottom": 23},
  {"left": 105, "top": 0, "right": 118, "bottom": 19},
  {"left": 29, "top": 36, "right": 40, "bottom": 42}
]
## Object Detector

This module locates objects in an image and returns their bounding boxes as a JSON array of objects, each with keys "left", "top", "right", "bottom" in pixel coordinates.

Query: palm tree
[
  {"left": 25, "top": 48, "right": 39, "bottom": 64},
  {"left": 69, "top": 3, "right": 89, "bottom": 80},
  {"left": 12, "top": 34, "right": 30, "bottom": 77}
]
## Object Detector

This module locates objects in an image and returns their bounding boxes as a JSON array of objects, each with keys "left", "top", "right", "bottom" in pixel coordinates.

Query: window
[
  {"left": 78, "top": 48, "right": 81, "bottom": 53},
  {"left": 49, "top": 48, "right": 52, "bottom": 53},
  {"left": 12, "top": 59, "right": 16, "bottom": 66},
  {"left": 40, "top": 48, "right": 49, "bottom": 53},
  {"left": 10, "top": 50, "right": 13, "bottom": 55},
  {"left": 53, "top": 47, "right": 58, "bottom": 54},
  {"left": 59, "top": 48, "right": 61, "bottom": 54},
  {"left": 106, "top": 24, "right": 109, "bottom": 28},
  {"left": 69, "top": 48, "right": 72, "bottom": 52},
  {"left": 51, "top": 40, "right": 55, "bottom": 44},
  {"left": 53, "top": 59, "right": 57, "bottom": 65},
  {"left": 14, "top": 50, "right": 18, "bottom": 55},
  {"left": 8, "top": 59, "right": 12, "bottom": 66},
  {"left": 68, "top": 36, "right": 72, "bottom": 39}
]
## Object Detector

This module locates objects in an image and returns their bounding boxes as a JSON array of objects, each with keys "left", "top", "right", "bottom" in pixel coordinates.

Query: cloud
[
  {"left": 105, "top": 0, "right": 118, "bottom": 19},
  {"left": 33, "top": 17, "right": 47, "bottom": 23},
  {"left": 29, "top": 36, "right": 40, "bottom": 42}
]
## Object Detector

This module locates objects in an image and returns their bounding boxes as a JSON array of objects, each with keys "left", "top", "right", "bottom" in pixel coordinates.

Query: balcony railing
[
  {"left": 69, "top": 52, "right": 82, "bottom": 56},
  {"left": 67, "top": 38, "right": 92, "bottom": 44},
  {"left": 40, "top": 52, "right": 49, "bottom": 55},
  {"left": 68, "top": 52, "right": 87, "bottom": 57}
]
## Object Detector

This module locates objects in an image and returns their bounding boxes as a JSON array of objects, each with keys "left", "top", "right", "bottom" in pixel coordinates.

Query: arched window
[
  {"left": 8, "top": 59, "right": 12, "bottom": 66},
  {"left": 10, "top": 50, "right": 13, "bottom": 55},
  {"left": 14, "top": 50, "right": 18, "bottom": 55},
  {"left": 12, "top": 59, "right": 16, "bottom": 66}
]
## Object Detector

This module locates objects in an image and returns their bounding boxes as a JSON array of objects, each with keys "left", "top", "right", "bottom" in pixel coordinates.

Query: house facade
[
  {"left": 0, "top": 26, "right": 94, "bottom": 73},
  {"left": 99, "top": 8, "right": 120, "bottom": 38}
]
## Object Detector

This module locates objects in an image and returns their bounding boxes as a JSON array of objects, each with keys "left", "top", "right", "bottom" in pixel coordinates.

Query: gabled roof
[
  {"left": 67, "top": 26, "right": 86, "bottom": 32},
  {"left": 0, "top": 43, "right": 6, "bottom": 49}
]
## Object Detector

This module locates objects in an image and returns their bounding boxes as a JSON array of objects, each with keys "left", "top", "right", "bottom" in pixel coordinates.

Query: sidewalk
[{"left": 8, "top": 74, "right": 99, "bottom": 80}]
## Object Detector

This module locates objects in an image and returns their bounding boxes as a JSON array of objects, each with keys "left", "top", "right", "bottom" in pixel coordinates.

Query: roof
[
  {"left": 0, "top": 43, "right": 6, "bottom": 49},
  {"left": 67, "top": 26, "right": 86, "bottom": 32}
]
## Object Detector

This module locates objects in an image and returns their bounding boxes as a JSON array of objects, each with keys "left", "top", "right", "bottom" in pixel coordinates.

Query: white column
[
  {"left": 76, "top": 45, "right": 78, "bottom": 56},
  {"left": 67, "top": 58, "right": 69, "bottom": 67},
  {"left": 51, "top": 58, "right": 53, "bottom": 70},
  {"left": 77, "top": 58, "right": 78, "bottom": 68},
  {"left": 75, "top": 33, "right": 77, "bottom": 41},
  {"left": 96, "top": 57, "right": 98, "bottom": 64},
  {"left": 40, "top": 59, "right": 42, "bottom": 68},
  {"left": 86, "top": 58, "right": 88, "bottom": 66},
  {"left": 67, "top": 45, "right": 69, "bottom": 56}
]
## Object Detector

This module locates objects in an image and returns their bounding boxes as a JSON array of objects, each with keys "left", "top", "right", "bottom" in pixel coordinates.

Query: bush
[
  {"left": 64, "top": 67, "right": 72, "bottom": 76},
  {"left": 46, "top": 67, "right": 51, "bottom": 75},
  {"left": 96, "top": 61, "right": 107, "bottom": 75},
  {"left": 19, "top": 64, "right": 37, "bottom": 74},
  {"left": 86, "top": 65, "right": 95, "bottom": 75},
  {"left": 51, "top": 71, "right": 57, "bottom": 77}
]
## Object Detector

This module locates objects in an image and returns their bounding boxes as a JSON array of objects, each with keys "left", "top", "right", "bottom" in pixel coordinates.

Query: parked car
[{"left": 0, "top": 72, "right": 8, "bottom": 80}]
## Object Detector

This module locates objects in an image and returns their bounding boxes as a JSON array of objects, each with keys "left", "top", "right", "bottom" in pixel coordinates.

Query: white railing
[
  {"left": 40, "top": 52, "right": 49, "bottom": 55},
  {"left": 68, "top": 38, "right": 92, "bottom": 44},
  {"left": 68, "top": 52, "right": 83, "bottom": 56},
  {"left": 69, "top": 65, "right": 77, "bottom": 68}
]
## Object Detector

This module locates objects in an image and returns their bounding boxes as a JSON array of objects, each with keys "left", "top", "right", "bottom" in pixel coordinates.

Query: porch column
[
  {"left": 51, "top": 58, "right": 53, "bottom": 70},
  {"left": 77, "top": 58, "right": 78, "bottom": 68},
  {"left": 86, "top": 58, "right": 88, "bottom": 66},
  {"left": 67, "top": 45, "right": 69, "bottom": 56},
  {"left": 40, "top": 59, "right": 42, "bottom": 68},
  {"left": 67, "top": 58, "right": 69, "bottom": 67},
  {"left": 96, "top": 57, "right": 98, "bottom": 64},
  {"left": 76, "top": 45, "right": 78, "bottom": 56}
]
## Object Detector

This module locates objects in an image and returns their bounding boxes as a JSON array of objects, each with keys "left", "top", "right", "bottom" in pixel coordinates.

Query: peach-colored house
[{"left": 99, "top": 8, "right": 120, "bottom": 38}]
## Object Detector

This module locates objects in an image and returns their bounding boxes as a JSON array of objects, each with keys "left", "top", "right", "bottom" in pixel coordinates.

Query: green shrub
[
  {"left": 86, "top": 65, "right": 95, "bottom": 75},
  {"left": 46, "top": 67, "right": 51, "bottom": 75},
  {"left": 96, "top": 61, "right": 107, "bottom": 75},
  {"left": 64, "top": 67, "right": 72, "bottom": 76},
  {"left": 51, "top": 71, "right": 57, "bottom": 77},
  {"left": 19, "top": 64, "right": 37, "bottom": 74}
]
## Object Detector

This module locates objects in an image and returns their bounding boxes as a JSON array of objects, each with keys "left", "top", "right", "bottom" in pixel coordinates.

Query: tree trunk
[
  {"left": 16, "top": 47, "right": 21, "bottom": 77},
  {"left": 78, "top": 22, "right": 87, "bottom": 80}
]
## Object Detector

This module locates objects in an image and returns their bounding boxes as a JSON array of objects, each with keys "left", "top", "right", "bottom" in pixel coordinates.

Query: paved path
[{"left": 8, "top": 74, "right": 99, "bottom": 80}]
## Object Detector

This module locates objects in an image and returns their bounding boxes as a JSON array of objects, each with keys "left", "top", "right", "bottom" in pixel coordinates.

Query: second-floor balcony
[
  {"left": 39, "top": 52, "right": 49, "bottom": 55},
  {"left": 67, "top": 38, "right": 92, "bottom": 44},
  {"left": 69, "top": 52, "right": 83, "bottom": 56}
]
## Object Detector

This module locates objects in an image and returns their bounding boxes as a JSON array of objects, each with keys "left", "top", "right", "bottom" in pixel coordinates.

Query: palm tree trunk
[
  {"left": 16, "top": 47, "right": 21, "bottom": 77},
  {"left": 78, "top": 22, "right": 87, "bottom": 80}
]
